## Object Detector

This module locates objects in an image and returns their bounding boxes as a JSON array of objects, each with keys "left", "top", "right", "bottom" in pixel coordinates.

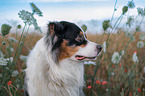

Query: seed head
[
  {"left": 102, "top": 20, "right": 110, "bottom": 31},
  {"left": 81, "top": 24, "right": 87, "bottom": 32},
  {"left": 30, "top": 2, "right": 43, "bottom": 17},
  {"left": 1, "top": 24, "right": 12, "bottom": 36},
  {"left": 122, "top": 6, "right": 128, "bottom": 14},
  {"left": 127, "top": 1, "right": 135, "bottom": 9},
  {"left": 17, "top": 24, "right": 21, "bottom": 29}
]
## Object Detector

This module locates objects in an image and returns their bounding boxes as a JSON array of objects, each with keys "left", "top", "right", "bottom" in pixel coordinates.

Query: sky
[{"left": 0, "top": 0, "right": 145, "bottom": 33}]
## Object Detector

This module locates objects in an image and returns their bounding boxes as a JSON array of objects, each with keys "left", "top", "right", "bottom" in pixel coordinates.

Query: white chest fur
[{"left": 26, "top": 38, "right": 84, "bottom": 96}]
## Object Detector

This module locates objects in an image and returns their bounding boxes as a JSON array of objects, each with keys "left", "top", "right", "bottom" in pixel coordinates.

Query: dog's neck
[{"left": 44, "top": 50, "right": 84, "bottom": 86}]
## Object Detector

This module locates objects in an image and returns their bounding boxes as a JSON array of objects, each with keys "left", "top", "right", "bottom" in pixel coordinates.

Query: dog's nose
[{"left": 96, "top": 45, "right": 102, "bottom": 51}]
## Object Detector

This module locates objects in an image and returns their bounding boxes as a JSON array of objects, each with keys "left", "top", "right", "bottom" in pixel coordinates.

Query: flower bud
[
  {"left": 122, "top": 6, "right": 128, "bottom": 14},
  {"left": 1, "top": 24, "right": 12, "bottom": 36}
]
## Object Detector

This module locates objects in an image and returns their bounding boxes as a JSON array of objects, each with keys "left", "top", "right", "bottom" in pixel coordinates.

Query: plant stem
[{"left": 1, "top": 36, "right": 4, "bottom": 52}]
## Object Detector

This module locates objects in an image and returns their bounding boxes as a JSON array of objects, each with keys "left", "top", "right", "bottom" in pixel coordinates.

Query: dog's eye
[{"left": 75, "top": 35, "right": 84, "bottom": 42}]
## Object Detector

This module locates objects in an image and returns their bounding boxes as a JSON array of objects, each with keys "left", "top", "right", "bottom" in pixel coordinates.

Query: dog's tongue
[{"left": 75, "top": 56, "right": 85, "bottom": 60}]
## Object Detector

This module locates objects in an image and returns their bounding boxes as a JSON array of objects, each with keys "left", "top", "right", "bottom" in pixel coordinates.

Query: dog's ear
[{"left": 48, "top": 22, "right": 64, "bottom": 37}]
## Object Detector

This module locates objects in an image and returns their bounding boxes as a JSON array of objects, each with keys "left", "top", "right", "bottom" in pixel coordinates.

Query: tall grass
[{"left": 0, "top": 1, "right": 145, "bottom": 96}]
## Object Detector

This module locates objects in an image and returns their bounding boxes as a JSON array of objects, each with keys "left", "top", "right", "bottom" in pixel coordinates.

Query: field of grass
[{"left": 0, "top": 31, "right": 145, "bottom": 96}]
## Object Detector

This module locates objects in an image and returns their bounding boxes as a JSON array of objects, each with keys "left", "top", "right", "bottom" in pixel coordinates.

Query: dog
[{"left": 25, "top": 21, "right": 102, "bottom": 96}]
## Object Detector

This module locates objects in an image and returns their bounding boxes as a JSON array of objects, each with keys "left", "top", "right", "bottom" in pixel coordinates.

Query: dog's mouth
[{"left": 75, "top": 55, "right": 97, "bottom": 60}]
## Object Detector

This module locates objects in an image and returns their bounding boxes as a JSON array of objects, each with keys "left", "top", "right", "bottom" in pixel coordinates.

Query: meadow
[{"left": 0, "top": 1, "right": 145, "bottom": 96}]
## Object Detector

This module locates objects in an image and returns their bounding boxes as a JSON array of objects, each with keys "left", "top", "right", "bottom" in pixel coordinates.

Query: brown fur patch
[
  {"left": 59, "top": 40, "right": 79, "bottom": 61},
  {"left": 80, "top": 31, "right": 84, "bottom": 35}
]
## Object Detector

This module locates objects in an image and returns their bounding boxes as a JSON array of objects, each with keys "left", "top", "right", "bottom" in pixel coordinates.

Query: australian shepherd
[{"left": 25, "top": 21, "right": 102, "bottom": 96}]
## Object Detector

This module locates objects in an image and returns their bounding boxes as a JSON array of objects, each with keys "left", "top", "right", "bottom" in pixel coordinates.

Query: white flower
[
  {"left": 84, "top": 61, "right": 96, "bottom": 65},
  {"left": 8, "top": 37, "right": 18, "bottom": 43},
  {"left": 11, "top": 70, "right": 19, "bottom": 77},
  {"left": 137, "top": 41, "right": 144, "bottom": 48},
  {"left": 139, "top": 33, "right": 145, "bottom": 40},
  {"left": 111, "top": 52, "right": 121, "bottom": 64},
  {"left": 102, "top": 41, "right": 106, "bottom": 53},
  {"left": 6, "top": 57, "right": 13, "bottom": 63},
  {"left": 132, "top": 52, "right": 139, "bottom": 63},
  {"left": 111, "top": 72, "right": 115, "bottom": 76},
  {"left": 20, "top": 55, "right": 28, "bottom": 62},
  {"left": 0, "top": 57, "right": 8, "bottom": 66}
]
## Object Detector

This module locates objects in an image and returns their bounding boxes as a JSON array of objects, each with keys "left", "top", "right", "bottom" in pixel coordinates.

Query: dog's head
[{"left": 45, "top": 21, "right": 102, "bottom": 63}]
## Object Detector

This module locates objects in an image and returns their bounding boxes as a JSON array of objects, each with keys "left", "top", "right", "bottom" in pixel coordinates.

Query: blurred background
[
  {"left": 0, "top": 0, "right": 145, "bottom": 34},
  {"left": 0, "top": 0, "right": 145, "bottom": 96}
]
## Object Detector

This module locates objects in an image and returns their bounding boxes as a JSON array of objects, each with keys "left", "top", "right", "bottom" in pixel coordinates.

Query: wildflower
[
  {"left": 102, "top": 41, "right": 106, "bottom": 53},
  {"left": 127, "top": 1, "right": 135, "bottom": 9},
  {"left": 8, "top": 37, "right": 18, "bottom": 43},
  {"left": 111, "top": 72, "right": 115, "bottom": 76},
  {"left": 111, "top": 52, "right": 121, "bottom": 64},
  {"left": 30, "top": 3, "right": 43, "bottom": 17},
  {"left": 125, "top": 69, "right": 127, "bottom": 73},
  {"left": 102, "top": 20, "right": 111, "bottom": 31},
  {"left": 96, "top": 80, "right": 101, "bottom": 84},
  {"left": 102, "top": 81, "right": 107, "bottom": 85},
  {"left": 17, "top": 24, "right": 21, "bottom": 29},
  {"left": 11, "top": 70, "right": 19, "bottom": 77},
  {"left": 132, "top": 51, "right": 139, "bottom": 63},
  {"left": 81, "top": 24, "right": 87, "bottom": 32},
  {"left": 6, "top": 57, "right": 13, "bottom": 63},
  {"left": 18, "top": 10, "right": 39, "bottom": 29},
  {"left": 20, "top": 55, "right": 28, "bottom": 62},
  {"left": 137, "top": 41, "right": 144, "bottom": 48},
  {"left": 87, "top": 86, "right": 92, "bottom": 89},
  {"left": 2, "top": 41, "right": 6, "bottom": 45},
  {"left": 138, "top": 88, "right": 141, "bottom": 92},
  {"left": 106, "top": 88, "right": 109, "bottom": 92},
  {"left": 0, "top": 57, "right": 8, "bottom": 66},
  {"left": 139, "top": 33, "right": 145, "bottom": 40},
  {"left": 7, "top": 81, "right": 12, "bottom": 86},
  {"left": 119, "top": 63, "right": 122, "bottom": 66},
  {"left": 1, "top": 24, "right": 12, "bottom": 36},
  {"left": 137, "top": 7, "right": 145, "bottom": 16},
  {"left": 126, "top": 16, "right": 134, "bottom": 27},
  {"left": 18, "top": 10, "right": 32, "bottom": 24},
  {"left": 21, "top": 89, "right": 24, "bottom": 93},
  {"left": 112, "top": 64, "right": 115, "bottom": 68},
  {"left": 122, "top": 6, "right": 128, "bottom": 14}
]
